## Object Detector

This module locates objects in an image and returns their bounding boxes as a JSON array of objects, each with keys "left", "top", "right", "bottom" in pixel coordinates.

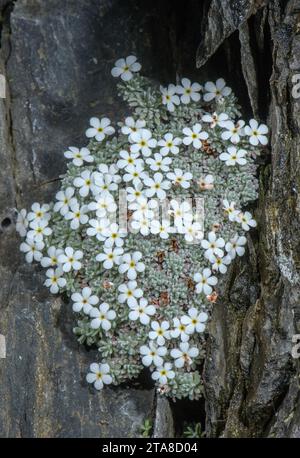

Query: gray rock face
[
  {"left": 1, "top": 0, "right": 300, "bottom": 438},
  {"left": 197, "top": 0, "right": 300, "bottom": 438},
  {"left": 0, "top": 0, "right": 174, "bottom": 438},
  {"left": 153, "top": 397, "right": 174, "bottom": 438}
]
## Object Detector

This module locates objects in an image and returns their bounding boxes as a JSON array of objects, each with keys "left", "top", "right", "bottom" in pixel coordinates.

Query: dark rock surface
[
  {"left": 199, "top": 0, "right": 300, "bottom": 438},
  {"left": 0, "top": 0, "right": 300, "bottom": 438},
  {"left": 0, "top": 0, "right": 175, "bottom": 438}
]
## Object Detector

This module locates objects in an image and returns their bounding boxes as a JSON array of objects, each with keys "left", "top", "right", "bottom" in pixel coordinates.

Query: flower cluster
[{"left": 17, "top": 56, "right": 268, "bottom": 400}]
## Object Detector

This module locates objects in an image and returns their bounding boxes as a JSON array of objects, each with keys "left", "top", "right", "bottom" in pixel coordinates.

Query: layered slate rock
[
  {"left": 197, "top": 0, "right": 300, "bottom": 438},
  {"left": 0, "top": 0, "right": 174, "bottom": 438},
  {"left": 1, "top": 0, "right": 300, "bottom": 438}
]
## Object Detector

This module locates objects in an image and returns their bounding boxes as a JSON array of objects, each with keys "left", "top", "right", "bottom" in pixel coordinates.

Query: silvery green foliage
[{"left": 17, "top": 56, "right": 268, "bottom": 400}]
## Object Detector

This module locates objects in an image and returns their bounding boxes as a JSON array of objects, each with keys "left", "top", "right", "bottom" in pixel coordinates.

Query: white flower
[
  {"left": 181, "top": 307, "right": 208, "bottom": 334},
  {"left": 96, "top": 246, "right": 124, "bottom": 269},
  {"left": 202, "top": 112, "right": 229, "bottom": 128},
  {"left": 209, "top": 253, "right": 232, "bottom": 274},
  {"left": 130, "top": 129, "right": 157, "bottom": 157},
  {"left": 182, "top": 123, "right": 209, "bottom": 149},
  {"left": 86, "top": 218, "right": 110, "bottom": 241},
  {"left": 146, "top": 153, "right": 172, "bottom": 172},
  {"left": 150, "top": 219, "right": 174, "bottom": 239},
  {"left": 88, "top": 193, "right": 117, "bottom": 218},
  {"left": 85, "top": 117, "right": 115, "bottom": 141},
  {"left": 181, "top": 221, "right": 204, "bottom": 243},
  {"left": 103, "top": 223, "right": 126, "bottom": 247},
  {"left": 140, "top": 342, "right": 167, "bottom": 367},
  {"left": 126, "top": 183, "right": 144, "bottom": 203},
  {"left": 144, "top": 172, "right": 171, "bottom": 200},
  {"left": 203, "top": 78, "right": 232, "bottom": 102},
  {"left": 54, "top": 187, "right": 77, "bottom": 216},
  {"left": 149, "top": 320, "right": 170, "bottom": 346},
  {"left": 73, "top": 170, "right": 93, "bottom": 197},
  {"left": 244, "top": 119, "right": 268, "bottom": 146},
  {"left": 121, "top": 117, "right": 146, "bottom": 138},
  {"left": 219, "top": 146, "right": 247, "bottom": 166},
  {"left": 222, "top": 199, "right": 240, "bottom": 222},
  {"left": 130, "top": 216, "right": 151, "bottom": 236},
  {"left": 199, "top": 174, "right": 214, "bottom": 191},
  {"left": 194, "top": 268, "right": 218, "bottom": 295},
  {"left": 44, "top": 267, "right": 66, "bottom": 294},
  {"left": 176, "top": 78, "right": 201, "bottom": 104},
  {"left": 225, "top": 234, "right": 247, "bottom": 259},
  {"left": 20, "top": 237, "right": 44, "bottom": 263},
  {"left": 117, "top": 150, "right": 142, "bottom": 170},
  {"left": 71, "top": 287, "right": 99, "bottom": 314},
  {"left": 221, "top": 120, "right": 245, "bottom": 144},
  {"left": 167, "top": 168, "right": 193, "bottom": 189},
  {"left": 128, "top": 298, "right": 155, "bottom": 325},
  {"left": 86, "top": 363, "right": 112, "bottom": 390},
  {"left": 27, "top": 219, "right": 52, "bottom": 242},
  {"left": 16, "top": 209, "right": 28, "bottom": 237},
  {"left": 91, "top": 171, "right": 119, "bottom": 195},
  {"left": 27, "top": 203, "right": 50, "bottom": 222},
  {"left": 168, "top": 199, "right": 193, "bottom": 227},
  {"left": 160, "top": 84, "right": 180, "bottom": 112},
  {"left": 90, "top": 303, "right": 116, "bottom": 330},
  {"left": 157, "top": 133, "right": 182, "bottom": 155},
  {"left": 170, "top": 317, "right": 191, "bottom": 342},
  {"left": 201, "top": 231, "right": 225, "bottom": 258},
  {"left": 123, "top": 163, "right": 148, "bottom": 187},
  {"left": 152, "top": 362, "right": 175, "bottom": 385},
  {"left": 129, "top": 196, "right": 157, "bottom": 220},
  {"left": 64, "top": 147, "right": 94, "bottom": 166},
  {"left": 237, "top": 211, "right": 257, "bottom": 231},
  {"left": 98, "top": 163, "right": 121, "bottom": 184},
  {"left": 170, "top": 342, "right": 199, "bottom": 368},
  {"left": 111, "top": 55, "right": 141, "bottom": 81},
  {"left": 41, "top": 246, "right": 63, "bottom": 268},
  {"left": 119, "top": 251, "right": 145, "bottom": 279},
  {"left": 58, "top": 247, "right": 83, "bottom": 272},
  {"left": 118, "top": 280, "right": 143, "bottom": 307},
  {"left": 65, "top": 202, "right": 89, "bottom": 229}
]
